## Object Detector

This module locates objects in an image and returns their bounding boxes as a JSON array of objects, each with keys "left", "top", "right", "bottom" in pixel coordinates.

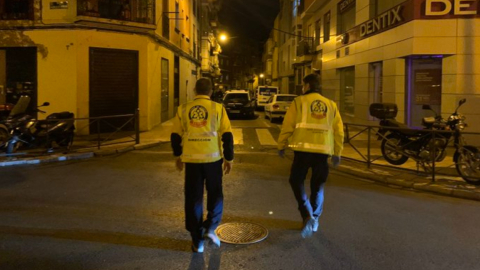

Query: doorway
[
  {"left": 0, "top": 47, "right": 37, "bottom": 116},
  {"left": 161, "top": 58, "right": 169, "bottom": 122},
  {"left": 405, "top": 57, "right": 442, "bottom": 127}
]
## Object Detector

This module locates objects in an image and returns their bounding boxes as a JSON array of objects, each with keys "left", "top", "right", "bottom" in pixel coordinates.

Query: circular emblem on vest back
[
  {"left": 310, "top": 100, "right": 328, "bottom": 119},
  {"left": 189, "top": 105, "right": 209, "bottom": 128}
]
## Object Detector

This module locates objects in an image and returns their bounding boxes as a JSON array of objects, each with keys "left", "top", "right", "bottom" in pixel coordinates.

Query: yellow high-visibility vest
[
  {"left": 173, "top": 96, "right": 231, "bottom": 163},
  {"left": 279, "top": 93, "right": 344, "bottom": 156}
]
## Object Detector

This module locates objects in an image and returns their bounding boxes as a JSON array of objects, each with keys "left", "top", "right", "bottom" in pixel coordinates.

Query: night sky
[{"left": 218, "top": 0, "right": 280, "bottom": 43}]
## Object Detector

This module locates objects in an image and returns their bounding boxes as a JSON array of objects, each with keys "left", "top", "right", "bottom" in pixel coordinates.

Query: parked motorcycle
[
  {"left": 370, "top": 99, "right": 480, "bottom": 185},
  {"left": 5, "top": 102, "right": 75, "bottom": 154}
]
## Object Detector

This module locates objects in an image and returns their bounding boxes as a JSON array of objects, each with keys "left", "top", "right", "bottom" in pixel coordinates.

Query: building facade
[
  {"left": 0, "top": 0, "right": 222, "bottom": 133},
  {"left": 269, "top": 0, "right": 480, "bottom": 132}
]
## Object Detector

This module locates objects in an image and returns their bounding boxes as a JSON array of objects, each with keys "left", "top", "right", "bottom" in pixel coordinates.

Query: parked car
[
  {"left": 222, "top": 90, "right": 256, "bottom": 118},
  {"left": 264, "top": 94, "right": 297, "bottom": 122}
]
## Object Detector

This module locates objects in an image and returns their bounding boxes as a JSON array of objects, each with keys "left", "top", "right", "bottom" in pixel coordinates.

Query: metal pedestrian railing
[
  {"left": 0, "top": 109, "right": 140, "bottom": 158},
  {"left": 343, "top": 123, "right": 480, "bottom": 183}
]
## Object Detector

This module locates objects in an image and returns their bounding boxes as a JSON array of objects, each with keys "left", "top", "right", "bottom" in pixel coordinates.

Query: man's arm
[
  {"left": 332, "top": 102, "right": 344, "bottom": 157},
  {"left": 218, "top": 106, "right": 234, "bottom": 161},
  {"left": 170, "top": 109, "right": 184, "bottom": 157},
  {"left": 277, "top": 100, "right": 297, "bottom": 151}
]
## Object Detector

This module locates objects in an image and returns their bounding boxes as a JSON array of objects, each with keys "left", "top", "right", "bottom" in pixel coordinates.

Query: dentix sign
[
  {"left": 360, "top": 6, "right": 403, "bottom": 37},
  {"left": 424, "top": 0, "right": 479, "bottom": 18}
]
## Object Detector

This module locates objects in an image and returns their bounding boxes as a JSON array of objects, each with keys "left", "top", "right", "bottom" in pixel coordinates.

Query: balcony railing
[
  {"left": 296, "top": 38, "right": 314, "bottom": 56},
  {"left": 0, "top": 0, "right": 34, "bottom": 20},
  {"left": 77, "top": 0, "right": 155, "bottom": 24}
]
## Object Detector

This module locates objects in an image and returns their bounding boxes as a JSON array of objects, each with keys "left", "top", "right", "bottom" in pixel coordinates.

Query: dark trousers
[
  {"left": 184, "top": 159, "right": 224, "bottom": 243},
  {"left": 289, "top": 151, "right": 329, "bottom": 221}
]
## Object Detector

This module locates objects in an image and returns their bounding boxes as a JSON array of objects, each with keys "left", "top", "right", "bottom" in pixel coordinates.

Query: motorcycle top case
[{"left": 369, "top": 103, "right": 398, "bottom": 119}]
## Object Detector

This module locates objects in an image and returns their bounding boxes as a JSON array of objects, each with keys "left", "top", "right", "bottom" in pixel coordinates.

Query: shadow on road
[
  {"left": 187, "top": 249, "right": 222, "bottom": 270},
  {"left": 0, "top": 225, "right": 190, "bottom": 252}
]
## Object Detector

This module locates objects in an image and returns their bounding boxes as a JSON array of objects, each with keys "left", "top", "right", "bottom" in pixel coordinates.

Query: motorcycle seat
[
  {"left": 47, "top": 112, "right": 74, "bottom": 120},
  {"left": 383, "top": 119, "right": 422, "bottom": 136}
]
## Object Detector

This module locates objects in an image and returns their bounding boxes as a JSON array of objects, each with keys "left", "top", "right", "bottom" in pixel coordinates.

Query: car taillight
[{"left": 273, "top": 104, "right": 280, "bottom": 109}]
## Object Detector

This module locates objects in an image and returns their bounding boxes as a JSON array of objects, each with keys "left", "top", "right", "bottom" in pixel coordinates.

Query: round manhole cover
[{"left": 215, "top": 222, "right": 268, "bottom": 244}]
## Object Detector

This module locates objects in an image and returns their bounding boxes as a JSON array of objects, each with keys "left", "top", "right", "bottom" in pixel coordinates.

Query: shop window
[
  {"left": 340, "top": 66, "right": 355, "bottom": 116},
  {"left": 369, "top": 62, "right": 383, "bottom": 104},
  {"left": 78, "top": 0, "right": 155, "bottom": 24},
  {"left": 0, "top": 0, "right": 33, "bottom": 20},
  {"left": 337, "top": 2, "right": 356, "bottom": 34},
  {"left": 406, "top": 57, "right": 442, "bottom": 127}
]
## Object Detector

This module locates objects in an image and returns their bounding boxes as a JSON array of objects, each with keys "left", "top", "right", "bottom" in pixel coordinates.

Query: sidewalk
[{"left": 1, "top": 120, "right": 479, "bottom": 201}]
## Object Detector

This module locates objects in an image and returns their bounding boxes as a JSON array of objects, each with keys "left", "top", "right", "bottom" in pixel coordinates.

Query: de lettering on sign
[{"left": 426, "top": 0, "right": 478, "bottom": 16}]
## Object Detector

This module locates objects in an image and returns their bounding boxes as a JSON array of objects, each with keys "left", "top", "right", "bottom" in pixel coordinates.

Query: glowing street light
[{"left": 219, "top": 33, "right": 228, "bottom": 42}]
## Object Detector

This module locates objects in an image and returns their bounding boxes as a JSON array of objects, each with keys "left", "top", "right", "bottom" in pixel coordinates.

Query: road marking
[
  {"left": 256, "top": 129, "right": 277, "bottom": 145},
  {"left": 232, "top": 128, "right": 244, "bottom": 145}
]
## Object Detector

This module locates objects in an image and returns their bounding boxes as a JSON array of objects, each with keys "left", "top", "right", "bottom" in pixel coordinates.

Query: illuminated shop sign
[
  {"left": 360, "top": 6, "right": 404, "bottom": 37},
  {"left": 336, "top": 0, "right": 480, "bottom": 48},
  {"left": 424, "top": 0, "right": 479, "bottom": 17},
  {"left": 338, "top": 0, "right": 355, "bottom": 13}
]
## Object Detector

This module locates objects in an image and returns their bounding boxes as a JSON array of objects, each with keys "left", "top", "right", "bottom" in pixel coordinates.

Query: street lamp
[
  {"left": 218, "top": 33, "right": 238, "bottom": 43},
  {"left": 219, "top": 33, "right": 228, "bottom": 42},
  {"left": 259, "top": 73, "right": 265, "bottom": 86}
]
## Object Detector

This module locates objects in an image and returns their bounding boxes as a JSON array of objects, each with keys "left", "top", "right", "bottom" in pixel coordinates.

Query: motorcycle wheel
[
  {"left": 56, "top": 131, "right": 74, "bottom": 147},
  {"left": 6, "top": 141, "right": 22, "bottom": 154},
  {"left": 381, "top": 134, "right": 409, "bottom": 165},
  {"left": 455, "top": 147, "right": 480, "bottom": 186}
]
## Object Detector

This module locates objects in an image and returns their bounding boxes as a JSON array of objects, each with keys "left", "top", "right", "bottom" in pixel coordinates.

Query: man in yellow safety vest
[
  {"left": 171, "top": 78, "right": 234, "bottom": 253},
  {"left": 278, "top": 73, "right": 344, "bottom": 238}
]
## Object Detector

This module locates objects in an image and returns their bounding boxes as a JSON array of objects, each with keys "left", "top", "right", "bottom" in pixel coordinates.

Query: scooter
[{"left": 5, "top": 102, "right": 75, "bottom": 154}]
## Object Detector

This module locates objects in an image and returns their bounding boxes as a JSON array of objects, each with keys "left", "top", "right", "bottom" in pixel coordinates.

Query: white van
[{"left": 256, "top": 86, "right": 279, "bottom": 109}]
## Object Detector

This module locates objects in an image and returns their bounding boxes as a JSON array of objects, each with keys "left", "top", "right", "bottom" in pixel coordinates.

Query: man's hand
[
  {"left": 331, "top": 156, "right": 341, "bottom": 168},
  {"left": 224, "top": 160, "right": 232, "bottom": 175},
  {"left": 278, "top": 150, "right": 285, "bottom": 158},
  {"left": 175, "top": 157, "right": 184, "bottom": 172}
]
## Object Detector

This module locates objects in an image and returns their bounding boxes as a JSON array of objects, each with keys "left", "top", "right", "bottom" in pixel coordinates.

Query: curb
[
  {"left": 0, "top": 142, "right": 162, "bottom": 167},
  {"left": 0, "top": 152, "right": 94, "bottom": 167},
  {"left": 336, "top": 161, "right": 480, "bottom": 202}
]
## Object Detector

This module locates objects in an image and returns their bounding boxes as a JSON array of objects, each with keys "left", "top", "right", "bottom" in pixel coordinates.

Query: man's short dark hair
[
  {"left": 303, "top": 73, "right": 321, "bottom": 92},
  {"left": 195, "top": 78, "right": 212, "bottom": 95}
]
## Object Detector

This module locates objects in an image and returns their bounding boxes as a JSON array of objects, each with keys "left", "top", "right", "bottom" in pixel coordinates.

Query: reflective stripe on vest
[
  {"left": 295, "top": 123, "right": 330, "bottom": 130},
  {"left": 182, "top": 152, "right": 220, "bottom": 159},
  {"left": 288, "top": 143, "right": 332, "bottom": 152}
]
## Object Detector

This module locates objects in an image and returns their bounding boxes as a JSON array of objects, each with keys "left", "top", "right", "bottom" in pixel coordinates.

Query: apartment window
[
  {"left": 292, "top": 0, "right": 301, "bottom": 18},
  {"left": 338, "top": 1, "right": 355, "bottom": 34},
  {"left": 175, "top": 1, "right": 179, "bottom": 31},
  {"left": 162, "top": 0, "right": 170, "bottom": 39},
  {"left": 193, "top": 0, "right": 197, "bottom": 17},
  {"left": 0, "top": 0, "right": 33, "bottom": 20},
  {"left": 315, "top": 19, "right": 321, "bottom": 47},
  {"left": 323, "top": 11, "right": 331, "bottom": 42},
  {"left": 78, "top": 0, "right": 155, "bottom": 24},
  {"left": 371, "top": 0, "right": 404, "bottom": 17}
]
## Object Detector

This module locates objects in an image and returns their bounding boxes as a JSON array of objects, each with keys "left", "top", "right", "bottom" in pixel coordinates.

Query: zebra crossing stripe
[
  {"left": 256, "top": 129, "right": 277, "bottom": 145},
  {"left": 232, "top": 128, "right": 244, "bottom": 145}
]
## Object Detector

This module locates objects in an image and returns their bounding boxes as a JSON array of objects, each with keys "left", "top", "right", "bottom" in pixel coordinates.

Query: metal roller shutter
[{"left": 89, "top": 48, "right": 138, "bottom": 133}]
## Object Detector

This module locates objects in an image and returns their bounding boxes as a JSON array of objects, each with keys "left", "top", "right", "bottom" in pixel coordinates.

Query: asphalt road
[{"left": 0, "top": 114, "right": 479, "bottom": 270}]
